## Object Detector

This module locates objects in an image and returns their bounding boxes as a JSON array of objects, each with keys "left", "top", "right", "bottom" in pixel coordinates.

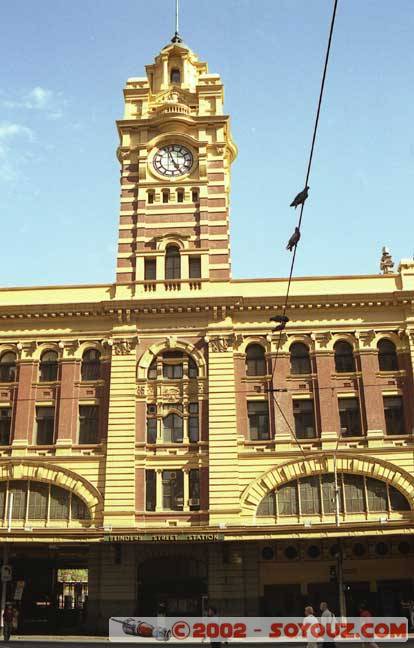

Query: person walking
[
  {"left": 359, "top": 603, "right": 379, "bottom": 648},
  {"left": 320, "top": 601, "right": 336, "bottom": 648},
  {"left": 303, "top": 605, "right": 319, "bottom": 648},
  {"left": 3, "top": 603, "right": 14, "bottom": 642}
]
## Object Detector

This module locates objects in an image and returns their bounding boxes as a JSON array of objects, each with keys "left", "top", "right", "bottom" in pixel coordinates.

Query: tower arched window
[
  {"left": 246, "top": 344, "right": 266, "bottom": 377},
  {"left": 39, "top": 350, "right": 59, "bottom": 382},
  {"left": 290, "top": 342, "right": 311, "bottom": 375},
  {"left": 165, "top": 245, "right": 181, "bottom": 280},
  {"left": 334, "top": 341, "right": 355, "bottom": 373},
  {"left": 378, "top": 339, "right": 398, "bottom": 372},
  {"left": 170, "top": 68, "right": 181, "bottom": 83},
  {"left": 0, "top": 352, "right": 17, "bottom": 383},
  {"left": 81, "top": 349, "right": 101, "bottom": 382}
]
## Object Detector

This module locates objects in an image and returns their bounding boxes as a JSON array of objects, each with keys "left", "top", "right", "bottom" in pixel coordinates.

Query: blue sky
[{"left": 1, "top": 0, "right": 413, "bottom": 287}]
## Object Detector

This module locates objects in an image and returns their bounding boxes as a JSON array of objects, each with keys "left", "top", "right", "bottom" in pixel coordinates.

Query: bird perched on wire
[
  {"left": 270, "top": 314, "right": 290, "bottom": 332},
  {"left": 286, "top": 227, "right": 301, "bottom": 251},
  {"left": 290, "top": 186, "right": 309, "bottom": 209}
]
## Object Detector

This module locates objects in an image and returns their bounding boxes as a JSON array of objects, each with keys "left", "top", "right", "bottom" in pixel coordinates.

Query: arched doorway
[{"left": 137, "top": 555, "right": 207, "bottom": 616}]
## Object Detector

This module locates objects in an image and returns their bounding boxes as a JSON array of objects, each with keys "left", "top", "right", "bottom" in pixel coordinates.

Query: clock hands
[{"left": 167, "top": 149, "right": 181, "bottom": 172}]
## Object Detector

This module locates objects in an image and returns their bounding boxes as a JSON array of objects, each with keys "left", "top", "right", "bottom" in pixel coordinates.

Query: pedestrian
[
  {"left": 3, "top": 602, "right": 14, "bottom": 642},
  {"left": 207, "top": 606, "right": 221, "bottom": 648},
  {"left": 359, "top": 602, "right": 379, "bottom": 648},
  {"left": 320, "top": 601, "right": 336, "bottom": 648},
  {"left": 303, "top": 605, "right": 319, "bottom": 648}
]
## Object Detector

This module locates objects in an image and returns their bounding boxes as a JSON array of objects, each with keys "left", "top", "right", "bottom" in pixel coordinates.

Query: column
[
  {"left": 269, "top": 336, "right": 292, "bottom": 449},
  {"left": 207, "top": 334, "right": 240, "bottom": 524},
  {"left": 104, "top": 335, "right": 137, "bottom": 527},
  {"left": 12, "top": 342, "right": 36, "bottom": 452},
  {"left": 402, "top": 331, "right": 414, "bottom": 435},
  {"left": 155, "top": 469, "right": 163, "bottom": 512},
  {"left": 358, "top": 332, "right": 386, "bottom": 446},
  {"left": 55, "top": 341, "right": 78, "bottom": 450},
  {"left": 183, "top": 468, "right": 190, "bottom": 512},
  {"left": 312, "top": 333, "right": 339, "bottom": 449}
]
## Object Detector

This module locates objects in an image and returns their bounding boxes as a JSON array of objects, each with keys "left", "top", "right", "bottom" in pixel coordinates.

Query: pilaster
[
  {"left": 104, "top": 334, "right": 138, "bottom": 526},
  {"left": 206, "top": 334, "right": 240, "bottom": 524}
]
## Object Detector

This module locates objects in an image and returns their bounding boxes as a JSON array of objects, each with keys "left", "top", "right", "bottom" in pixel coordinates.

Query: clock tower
[{"left": 115, "top": 38, "right": 237, "bottom": 284}]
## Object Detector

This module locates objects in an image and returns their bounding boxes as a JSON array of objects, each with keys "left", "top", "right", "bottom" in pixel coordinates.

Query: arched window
[
  {"left": 290, "top": 342, "right": 311, "bottom": 375},
  {"left": 246, "top": 344, "right": 266, "bottom": 376},
  {"left": 188, "top": 357, "right": 198, "bottom": 378},
  {"left": 0, "top": 480, "right": 90, "bottom": 523},
  {"left": 81, "top": 349, "right": 101, "bottom": 382},
  {"left": 256, "top": 473, "right": 411, "bottom": 518},
  {"left": 165, "top": 245, "right": 181, "bottom": 280},
  {"left": 39, "top": 350, "right": 58, "bottom": 382},
  {"left": 170, "top": 68, "right": 181, "bottom": 83},
  {"left": 334, "top": 341, "right": 355, "bottom": 373},
  {"left": 163, "top": 413, "right": 183, "bottom": 443},
  {"left": 0, "top": 352, "right": 17, "bottom": 383},
  {"left": 378, "top": 339, "right": 398, "bottom": 372},
  {"left": 148, "top": 359, "right": 157, "bottom": 380}
]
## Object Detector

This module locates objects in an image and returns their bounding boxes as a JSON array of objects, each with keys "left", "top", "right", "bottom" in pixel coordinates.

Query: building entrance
[
  {"left": 137, "top": 555, "right": 207, "bottom": 616},
  {"left": 4, "top": 544, "right": 88, "bottom": 634}
]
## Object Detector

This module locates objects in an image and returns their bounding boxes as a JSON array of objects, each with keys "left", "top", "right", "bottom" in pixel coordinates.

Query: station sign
[{"left": 103, "top": 533, "right": 224, "bottom": 543}]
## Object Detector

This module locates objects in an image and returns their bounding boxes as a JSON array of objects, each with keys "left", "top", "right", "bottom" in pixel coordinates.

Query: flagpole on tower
[{"left": 172, "top": 0, "right": 182, "bottom": 42}]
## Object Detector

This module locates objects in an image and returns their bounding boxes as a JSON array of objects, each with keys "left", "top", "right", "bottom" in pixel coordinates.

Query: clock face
[{"left": 153, "top": 144, "right": 193, "bottom": 177}]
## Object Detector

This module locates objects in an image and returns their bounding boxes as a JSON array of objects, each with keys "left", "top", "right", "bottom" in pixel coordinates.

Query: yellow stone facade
[{"left": 0, "top": 38, "right": 413, "bottom": 631}]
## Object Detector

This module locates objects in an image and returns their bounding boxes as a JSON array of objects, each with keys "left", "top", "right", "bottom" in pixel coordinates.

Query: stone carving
[
  {"left": 209, "top": 336, "right": 232, "bottom": 353},
  {"left": 113, "top": 338, "right": 136, "bottom": 355},
  {"left": 136, "top": 385, "right": 146, "bottom": 398},
  {"left": 380, "top": 247, "right": 394, "bottom": 274},
  {"left": 311, "top": 332, "right": 332, "bottom": 349},
  {"left": 358, "top": 329, "right": 376, "bottom": 347}
]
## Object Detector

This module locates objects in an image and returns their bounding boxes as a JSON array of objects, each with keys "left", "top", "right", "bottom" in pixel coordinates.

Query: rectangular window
[
  {"left": 162, "top": 470, "right": 184, "bottom": 511},
  {"left": 145, "top": 470, "right": 156, "bottom": 512},
  {"left": 162, "top": 363, "right": 183, "bottom": 379},
  {"left": 293, "top": 400, "right": 316, "bottom": 439},
  {"left": 50, "top": 485, "right": 69, "bottom": 520},
  {"left": 189, "top": 469, "right": 200, "bottom": 510},
  {"left": 189, "top": 256, "right": 202, "bottom": 279},
  {"left": 188, "top": 402, "right": 199, "bottom": 443},
  {"left": 177, "top": 189, "right": 184, "bottom": 203},
  {"left": 192, "top": 189, "right": 199, "bottom": 202},
  {"left": 322, "top": 475, "right": 343, "bottom": 514},
  {"left": 144, "top": 258, "right": 157, "bottom": 281},
  {"left": 277, "top": 482, "right": 298, "bottom": 516},
  {"left": 338, "top": 398, "right": 362, "bottom": 437},
  {"left": 147, "top": 417, "right": 157, "bottom": 444},
  {"left": 300, "top": 476, "right": 321, "bottom": 514},
  {"left": 163, "top": 414, "right": 183, "bottom": 443},
  {"left": 0, "top": 408, "right": 12, "bottom": 445},
  {"left": 28, "top": 482, "right": 48, "bottom": 519},
  {"left": 343, "top": 474, "right": 365, "bottom": 513},
  {"left": 148, "top": 191, "right": 155, "bottom": 204},
  {"left": 247, "top": 401, "right": 270, "bottom": 440},
  {"left": 366, "top": 477, "right": 387, "bottom": 512},
  {"left": 383, "top": 396, "right": 405, "bottom": 435},
  {"left": 36, "top": 406, "right": 55, "bottom": 445},
  {"left": 78, "top": 405, "right": 99, "bottom": 444},
  {"left": 162, "top": 190, "right": 169, "bottom": 204},
  {"left": 9, "top": 481, "right": 27, "bottom": 520}
]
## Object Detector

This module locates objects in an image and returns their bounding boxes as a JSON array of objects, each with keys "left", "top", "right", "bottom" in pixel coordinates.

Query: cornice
[{"left": 0, "top": 290, "right": 413, "bottom": 322}]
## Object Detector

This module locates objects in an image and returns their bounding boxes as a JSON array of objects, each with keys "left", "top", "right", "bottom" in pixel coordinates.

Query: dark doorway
[
  {"left": 262, "top": 584, "right": 303, "bottom": 616},
  {"left": 137, "top": 554, "right": 207, "bottom": 616}
]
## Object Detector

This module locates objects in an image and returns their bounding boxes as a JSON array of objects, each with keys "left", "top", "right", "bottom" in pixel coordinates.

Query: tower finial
[{"left": 171, "top": 0, "right": 182, "bottom": 42}]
